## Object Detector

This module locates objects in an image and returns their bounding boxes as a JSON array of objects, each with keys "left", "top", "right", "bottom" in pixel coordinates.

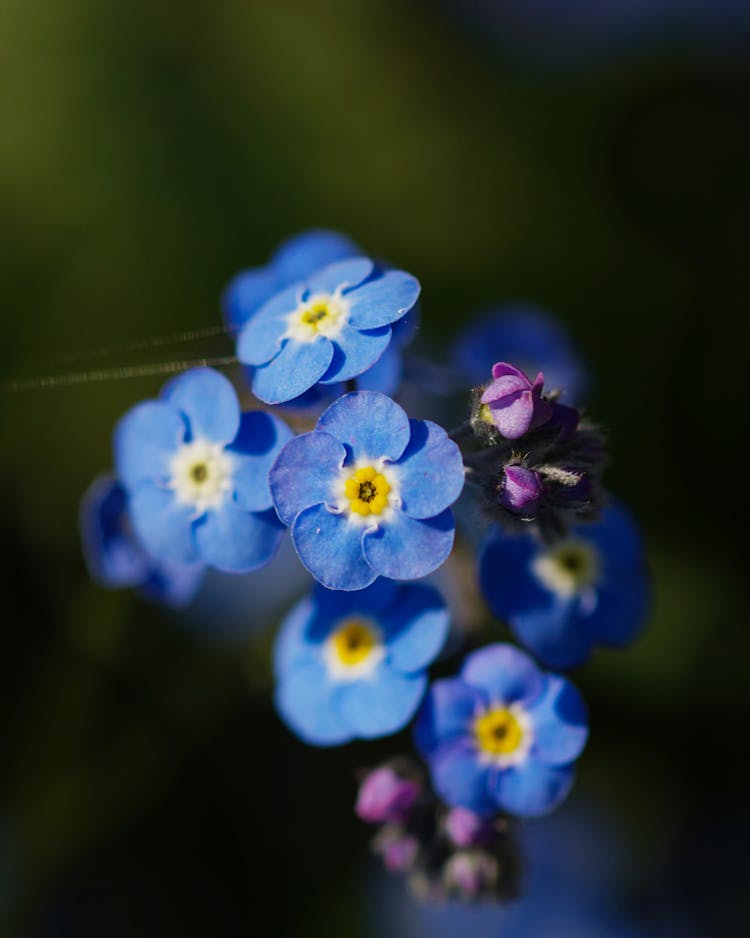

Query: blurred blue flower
[
  {"left": 269, "top": 391, "right": 464, "bottom": 590},
  {"left": 114, "top": 367, "right": 292, "bottom": 573},
  {"left": 236, "top": 258, "right": 420, "bottom": 404},
  {"left": 80, "top": 475, "right": 204, "bottom": 608},
  {"left": 479, "top": 501, "right": 650, "bottom": 669},
  {"left": 274, "top": 578, "right": 450, "bottom": 746},
  {"left": 415, "top": 643, "right": 588, "bottom": 818},
  {"left": 455, "top": 305, "right": 588, "bottom": 401}
]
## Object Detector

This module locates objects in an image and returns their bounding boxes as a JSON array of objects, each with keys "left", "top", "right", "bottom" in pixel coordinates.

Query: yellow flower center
[
  {"left": 344, "top": 465, "right": 391, "bottom": 516},
  {"left": 324, "top": 617, "right": 384, "bottom": 680},
  {"left": 288, "top": 291, "right": 348, "bottom": 342},
  {"left": 532, "top": 540, "right": 598, "bottom": 597},
  {"left": 170, "top": 439, "right": 233, "bottom": 511},
  {"left": 473, "top": 706, "right": 525, "bottom": 757}
]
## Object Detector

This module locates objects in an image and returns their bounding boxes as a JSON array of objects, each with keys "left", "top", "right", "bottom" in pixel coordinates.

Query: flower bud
[
  {"left": 499, "top": 465, "right": 543, "bottom": 514},
  {"left": 355, "top": 766, "right": 421, "bottom": 824},
  {"left": 480, "top": 362, "right": 552, "bottom": 439},
  {"left": 443, "top": 849, "right": 499, "bottom": 900},
  {"left": 374, "top": 825, "right": 420, "bottom": 873},
  {"left": 444, "top": 807, "right": 493, "bottom": 847}
]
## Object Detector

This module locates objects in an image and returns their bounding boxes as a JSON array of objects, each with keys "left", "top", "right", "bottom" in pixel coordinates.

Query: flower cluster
[{"left": 80, "top": 229, "right": 650, "bottom": 904}]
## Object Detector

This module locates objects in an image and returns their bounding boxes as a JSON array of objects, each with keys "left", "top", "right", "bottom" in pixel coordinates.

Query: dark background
[{"left": 1, "top": 1, "right": 749, "bottom": 935}]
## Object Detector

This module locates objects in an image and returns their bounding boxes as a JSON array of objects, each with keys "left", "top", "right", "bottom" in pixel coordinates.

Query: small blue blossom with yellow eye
[
  {"left": 80, "top": 474, "right": 204, "bottom": 607},
  {"left": 269, "top": 391, "right": 465, "bottom": 590},
  {"left": 236, "top": 258, "right": 420, "bottom": 404},
  {"left": 114, "top": 367, "right": 293, "bottom": 574},
  {"left": 274, "top": 579, "right": 450, "bottom": 746},
  {"left": 479, "top": 501, "right": 650, "bottom": 669},
  {"left": 415, "top": 643, "right": 588, "bottom": 818}
]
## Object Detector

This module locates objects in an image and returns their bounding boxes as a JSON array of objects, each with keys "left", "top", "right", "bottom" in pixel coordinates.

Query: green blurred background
[{"left": 1, "top": 1, "right": 749, "bottom": 935}]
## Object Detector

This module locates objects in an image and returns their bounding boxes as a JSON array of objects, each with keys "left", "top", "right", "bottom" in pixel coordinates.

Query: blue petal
[
  {"left": 292, "top": 503, "right": 376, "bottom": 591},
  {"left": 336, "top": 668, "right": 427, "bottom": 739},
  {"left": 273, "top": 594, "right": 317, "bottom": 678},
  {"left": 413, "top": 678, "right": 484, "bottom": 756},
  {"left": 140, "top": 560, "right": 204, "bottom": 609},
  {"left": 271, "top": 229, "right": 360, "bottom": 285},
  {"left": 588, "top": 569, "right": 650, "bottom": 648},
  {"left": 316, "top": 391, "right": 411, "bottom": 462},
  {"left": 228, "top": 411, "right": 293, "bottom": 513},
  {"left": 275, "top": 659, "right": 352, "bottom": 746},
  {"left": 311, "top": 577, "right": 399, "bottom": 624},
  {"left": 460, "top": 643, "right": 543, "bottom": 706},
  {"left": 236, "top": 282, "right": 301, "bottom": 366},
  {"left": 492, "top": 759, "right": 575, "bottom": 818},
  {"left": 384, "top": 583, "right": 450, "bottom": 674},
  {"left": 128, "top": 482, "right": 199, "bottom": 564},
  {"left": 528, "top": 675, "right": 589, "bottom": 766},
  {"left": 355, "top": 342, "right": 402, "bottom": 395},
  {"left": 251, "top": 336, "right": 334, "bottom": 405},
  {"left": 194, "top": 504, "right": 283, "bottom": 573},
  {"left": 319, "top": 324, "right": 391, "bottom": 385},
  {"left": 222, "top": 266, "right": 278, "bottom": 331},
  {"left": 347, "top": 269, "right": 421, "bottom": 329},
  {"left": 306, "top": 257, "right": 373, "bottom": 295},
  {"left": 583, "top": 500, "right": 645, "bottom": 571},
  {"left": 429, "top": 739, "right": 495, "bottom": 816},
  {"left": 114, "top": 401, "right": 185, "bottom": 490},
  {"left": 161, "top": 367, "right": 240, "bottom": 445},
  {"left": 79, "top": 476, "right": 152, "bottom": 587},
  {"left": 363, "top": 509, "right": 455, "bottom": 581},
  {"left": 394, "top": 420, "right": 465, "bottom": 520},
  {"left": 269, "top": 431, "right": 346, "bottom": 525}
]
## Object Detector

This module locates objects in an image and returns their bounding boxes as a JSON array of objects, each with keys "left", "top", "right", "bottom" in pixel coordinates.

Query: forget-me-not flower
[
  {"left": 269, "top": 391, "right": 464, "bottom": 590},
  {"left": 415, "top": 643, "right": 588, "bottom": 818},
  {"left": 114, "top": 367, "right": 292, "bottom": 573},
  {"left": 274, "top": 579, "right": 450, "bottom": 745},
  {"left": 80, "top": 474, "right": 204, "bottom": 607},
  {"left": 479, "top": 501, "right": 650, "bottom": 669},
  {"left": 236, "top": 258, "right": 420, "bottom": 404}
]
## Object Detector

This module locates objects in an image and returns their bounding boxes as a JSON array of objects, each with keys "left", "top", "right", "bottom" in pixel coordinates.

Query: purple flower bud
[
  {"left": 443, "top": 850, "right": 498, "bottom": 900},
  {"left": 374, "top": 825, "right": 420, "bottom": 873},
  {"left": 444, "top": 807, "right": 494, "bottom": 847},
  {"left": 480, "top": 362, "right": 553, "bottom": 439},
  {"left": 500, "top": 465, "right": 544, "bottom": 514},
  {"left": 355, "top": 767, "right": 421, "bottom": 824}
]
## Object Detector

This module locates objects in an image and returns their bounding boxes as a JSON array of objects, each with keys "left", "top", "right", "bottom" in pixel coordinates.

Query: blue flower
[
  {"left": 455, "top": 304, "right": 588, "bottom": 402},
  {"left": 80, "top": 475, "right": 204, "bottom": 607},
  {"left": 415, "top": 643, "right": 588, "bottom": 818},
  {"left": 479, "top": 501, "right": 650, "bottom": 669},
  {"left": 274, "top": 579, "right": 450, "bottom": 746},
  {"left": 114, "top": 367, "right": 292, "bottom": 573},
  {"left": 236, "top": 258, "right": 420, "bottom": 404},
  {"left": 269, "top": 391, "right": 464, "bottom": 590}
]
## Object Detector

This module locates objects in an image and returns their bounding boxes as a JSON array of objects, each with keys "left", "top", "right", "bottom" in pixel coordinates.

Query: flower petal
[
  {"left": 139, "top": 561, "right": 204, "bottom": 609},
  {"left": 275, "top": 659, "right": 352, "bottom": 746},
  {"left": 394, "top": 420, "right": 465, "bottom": 520},
  {"left": 269, "top": 431, "right": 346, "bottom": 525},
  {"left": 194, "top": 504, "right": 283, "bottom": 573},
  {"left": 492, "top": 759, "right": 575, "bottom": 818},
  {"left": 528, "top": 675, "right": 589, "bottom": 766},
  {"left": 337, "top": 668, "right": 427, "bottom": 739},
  {"left": 384, "top": 583, "right": 450, "bottom": 674},
  {"left": 413, "top": 678, "right": 484, "bottom": 756},
  {"left": 460, "top": 643, "right": 543, "bottom": 706},
  {"left": 79, "top": 476, "right": 152, "bottom": 587},
  {"left": 363, "top": 509, "right": 455, "bottom": 581},
  {"left": 319, "top": 323, "right": 391, "bottom": 385},
  {"left": 161, "top": 367, "right": 240, "bottom": 445},
  {"left": 316, "top": 391, "right": 411, "bottom": 462},
  {"left": 429, "top": 739, "right": 495, "bottom": 816},
  {"left": 273, "top": 594, "right": 317, "bottom": 678},
  {"left": 114, "top": 400, "right": 185, "bottom": 490},
  {"left": 306, "top": 257, "right": 373, "bottom": 295},
  {"left": 271, "top": 229, "right": 360, "bottom": 284},
  {"left": 251, "top": 336, "right": 334, "bottom": 405},
  {"left": 236, "top": 282, "right": 301, "bottom": 366},
  {"left": 347, "top": 270, "right": 421, "bottom": 330},
  {"left": 128, "top": 481, "right": 198, "bottom": 564},
  {"left": 229, "top": 411, "right": 293, "bottom": 513},
  {"left": 355, "top": 342, "right": 402, "bottom": 395},
  {"left": 292, "top": 502, "right": 376, "bottom": 591},
  {"left": 222, "top": 266, "right": 278, "bottom": 331}
]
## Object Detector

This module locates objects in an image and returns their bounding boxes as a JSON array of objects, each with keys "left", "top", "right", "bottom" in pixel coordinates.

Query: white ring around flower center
[
  {"left": 284, "top": 289, "right": 349, "bottom": 343},
  {"left": 331, "top": 457, "right": 401, "bottom": 529},
  {"left": 169, "top": 439, "right": 234, "bottom": 513},
  {"left": 532, "top": 539, "right": 599, "bottom": 599}
]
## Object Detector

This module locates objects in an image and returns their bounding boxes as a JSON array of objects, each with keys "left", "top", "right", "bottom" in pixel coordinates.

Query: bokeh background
[{"left": 1, "top": 1, "right": 749, "bottom": 935}]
